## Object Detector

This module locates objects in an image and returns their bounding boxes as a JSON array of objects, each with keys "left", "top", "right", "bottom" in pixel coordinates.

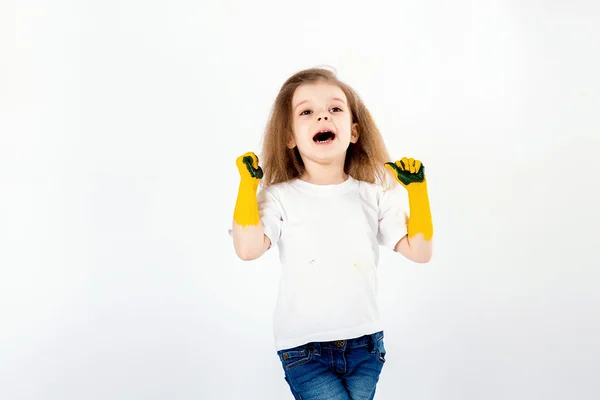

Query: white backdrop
[{"left": 1, "top": 0, "right": 599, "bottom": 399}]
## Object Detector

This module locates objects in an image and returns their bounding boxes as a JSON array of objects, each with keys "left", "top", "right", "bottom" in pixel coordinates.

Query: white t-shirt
[{"left": 257, "top": 175, "right": 409, "bottom": 351}]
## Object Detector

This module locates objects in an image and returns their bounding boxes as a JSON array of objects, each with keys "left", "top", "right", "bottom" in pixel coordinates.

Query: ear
[
  {"left": 350, "top": 123, "right": 359, "bottom": 143},
  {"left": 286, "top": 135, "right": 296, "bottom": 149}
]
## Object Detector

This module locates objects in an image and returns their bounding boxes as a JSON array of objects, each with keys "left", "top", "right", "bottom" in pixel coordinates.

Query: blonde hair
[{"left": 259, "top": 67, "right": 394, "bottom": 188}]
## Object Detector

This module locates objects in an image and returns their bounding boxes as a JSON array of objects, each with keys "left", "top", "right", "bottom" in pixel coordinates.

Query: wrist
[{"left": 407, "top": 181, "right": 429, "bottom": 207}]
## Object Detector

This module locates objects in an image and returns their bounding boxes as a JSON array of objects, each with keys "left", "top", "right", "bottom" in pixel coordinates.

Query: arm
[
  {"left": 232, "top": 152, "right": 270, "bottom": 261},
  {"left": 385, "top": 157, "right": 434, "bottom": 263},
  {"left": 232, "top": 223, "right": 271, "bottom": 261},
  {"left": 394, "top": 234, "right": 432, "bottom": 263}
]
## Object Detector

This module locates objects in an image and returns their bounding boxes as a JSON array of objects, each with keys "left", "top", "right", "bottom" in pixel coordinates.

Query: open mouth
[{"left": 312, "top": 130, "right": 336, "bottom": 144}]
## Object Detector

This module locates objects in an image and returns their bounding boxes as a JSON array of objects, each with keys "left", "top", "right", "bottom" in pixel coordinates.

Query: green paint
[
  {"left": 385, "top": 161, "right": 425, "bottom": 186},
  {"left": 243, "top": 156, "right": 264, "bottom": 179}
]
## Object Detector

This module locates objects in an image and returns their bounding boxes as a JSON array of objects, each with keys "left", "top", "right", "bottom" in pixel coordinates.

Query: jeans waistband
[{"left": 309, "top": 331, "right": 383, "bottom": 354}]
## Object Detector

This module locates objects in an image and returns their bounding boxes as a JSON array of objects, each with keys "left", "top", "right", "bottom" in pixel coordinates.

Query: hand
[
  {"left": 384, "top": 157, "right": 425, "bottom": 188},
  {"left": 236, "top": 152, "right": 263, "bottom": 187}
]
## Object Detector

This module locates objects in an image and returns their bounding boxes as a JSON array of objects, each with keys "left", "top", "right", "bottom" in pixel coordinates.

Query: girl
[{"left": 231, "top": 67, "right": 433, "bottom": 400}]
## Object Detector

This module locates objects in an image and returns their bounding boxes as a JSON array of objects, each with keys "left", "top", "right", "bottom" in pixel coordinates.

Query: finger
[
  {"left": 243, "top": 156, "right": 256, "bottom": 172},
  {"left": 240, "top": 151, "right": 255, "bottom": 160},
  {"left": 244, "top": 156, "right": 263, "bottom": 179},
  {"left": 240, "top": 152, "right": 260, "bottom": 170},
  {"left": 414, "top": 160, "right": 422, "bottom": 173},
  {"left": 396, "top": 160, "right": 405, "bottom": 171},
  {"left": 244, "top": 152, "right": 258, "bottom": 168},
  {"left": 401, "top": 157, "right": 410, "bottom": 171},
  {"left": 385, "top": 163, "right": 407, "bottom": 186},
  {"left": 237, "top": 152, "right": 254, "bottom": 165},
  {"left": 255, "top": 165, "right": 264, "bottom": 179},
  {"left": 408, "top": 158, "right": 416, "bottom": 173},
  {"left": 384, "top": 162, "right": 399, "bottom": 175}
]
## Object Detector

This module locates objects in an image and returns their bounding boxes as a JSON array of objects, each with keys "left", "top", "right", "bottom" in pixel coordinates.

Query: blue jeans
[{"left": 276, "top": 331, "right": 386, "bottom": 399}]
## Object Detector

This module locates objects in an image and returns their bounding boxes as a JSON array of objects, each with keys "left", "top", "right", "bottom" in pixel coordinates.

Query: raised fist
[
  {"left": 384, "top": 157, "right": 425, "bottom": 187},
  {"left": 236, "top": 152, "right": 263, "bottom": 181}
]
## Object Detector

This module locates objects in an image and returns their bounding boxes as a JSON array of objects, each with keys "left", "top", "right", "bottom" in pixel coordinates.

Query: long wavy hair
[{"left": 259, "top": 67, "right": 393, "bottom": 188}]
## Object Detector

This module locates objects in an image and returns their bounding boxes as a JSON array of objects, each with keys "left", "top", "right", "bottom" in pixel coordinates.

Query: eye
[
  {"left": 300, "top": 110, "right": 312, "bottom": 116},
  {"left": 330, "top": 107, "right": 343, "bottom": 112}
]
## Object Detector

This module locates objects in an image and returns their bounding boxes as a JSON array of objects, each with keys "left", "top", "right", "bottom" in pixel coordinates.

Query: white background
[{"left": 1, "top": 0, "right": 599, "bottom": 399}]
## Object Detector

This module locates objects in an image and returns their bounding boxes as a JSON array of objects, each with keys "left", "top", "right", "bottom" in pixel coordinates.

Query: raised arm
[
  {"left": 384, "top": 157, "right": 433, "bottom": 263},
  {"left": 232, "top": 152, "right": 271, "bottom": 261}
]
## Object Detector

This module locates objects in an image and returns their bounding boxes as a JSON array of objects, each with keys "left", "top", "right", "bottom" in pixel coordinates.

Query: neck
[{"left": 300, "top": 157, "right": 348, "bottom": 185}]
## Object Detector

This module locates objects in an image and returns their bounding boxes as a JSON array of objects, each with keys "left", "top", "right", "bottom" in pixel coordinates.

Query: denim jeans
[{"left": 276, "top": 331, "right": 386, "bottom": 400}]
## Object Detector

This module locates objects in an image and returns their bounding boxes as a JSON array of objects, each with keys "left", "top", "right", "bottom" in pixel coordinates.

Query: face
[{"left": 288, "top": 81, "right": 358, "bottom": 165}]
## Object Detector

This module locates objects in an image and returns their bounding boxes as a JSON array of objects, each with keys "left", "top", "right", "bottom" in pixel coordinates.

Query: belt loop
[
  {"left": 368, "top": 335, "right": 375, "bottom": 353},
  {"left": 312, "top": 342, "right": 321, "bottom": 356}
]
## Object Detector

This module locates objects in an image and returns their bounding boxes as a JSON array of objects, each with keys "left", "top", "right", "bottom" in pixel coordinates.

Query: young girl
[{"left": 231, "top": 67, "right": 433, "bottom": 400}]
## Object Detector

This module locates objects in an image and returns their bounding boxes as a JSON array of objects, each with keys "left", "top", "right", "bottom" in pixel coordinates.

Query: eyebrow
[{"left": 293, "top": 97, "right": 347, "bottom": 111}]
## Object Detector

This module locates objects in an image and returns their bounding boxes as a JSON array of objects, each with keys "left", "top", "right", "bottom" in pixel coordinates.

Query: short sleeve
[
  {"left": 257, "top": 186, "right": 283, "bottom": 247},
  {"left": 377, "top": 183, "right": 409, "bottom": 250}
]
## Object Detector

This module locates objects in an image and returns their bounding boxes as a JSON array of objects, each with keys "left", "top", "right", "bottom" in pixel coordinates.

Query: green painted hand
[
  {"left": 384, "top": 157, "right": 425, "bottom": 187},
  {"left": 236, "top": 152, "right": 263, "bottom": 181}
]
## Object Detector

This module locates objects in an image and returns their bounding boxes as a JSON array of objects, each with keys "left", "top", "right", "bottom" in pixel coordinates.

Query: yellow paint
[
  {"left": 385, "top": 157, "right": 434, "bottom": 241},
  {"left": 405, "top": 181, "right": 433, "bottom": 240},
  {"left": 233, "top": 152, "right": 262, "bottom": 227}
]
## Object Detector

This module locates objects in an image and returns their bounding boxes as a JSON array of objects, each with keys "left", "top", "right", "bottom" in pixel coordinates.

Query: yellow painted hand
[
  {"left": 236, "top": 152, "right": 263, "bottom": 185},
  {"left": 384, "top": 157, "right": 433, "bottom": 241},
  {"left": 233, "top": 152, "right": 263, "bottom": 227}
]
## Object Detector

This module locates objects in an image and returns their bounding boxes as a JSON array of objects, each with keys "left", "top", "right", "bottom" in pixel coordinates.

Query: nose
[{"left": 316, "top": 108, "right": 330, "bottom": 122}]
